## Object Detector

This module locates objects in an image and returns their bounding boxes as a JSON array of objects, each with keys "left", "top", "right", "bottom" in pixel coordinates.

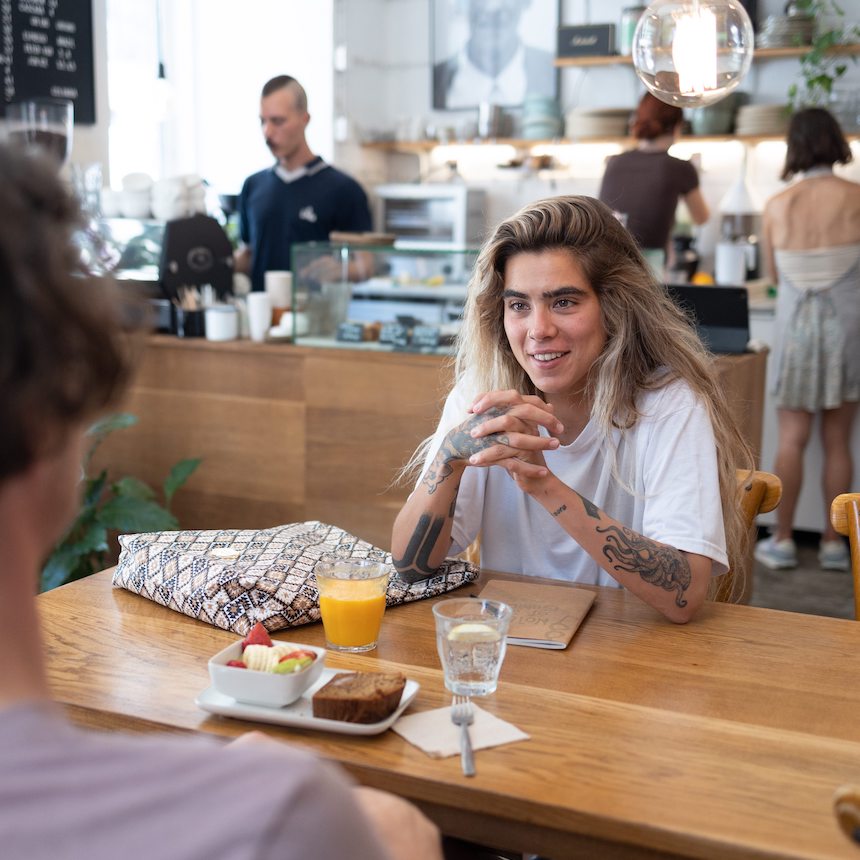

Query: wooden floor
[{"left": 750, "top": 530, "right": 855, "bottom": 620}]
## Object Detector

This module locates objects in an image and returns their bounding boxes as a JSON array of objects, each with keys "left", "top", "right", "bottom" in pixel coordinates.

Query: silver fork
[{"left": 450, "top": 694, "right": 475, "bottom": 777}]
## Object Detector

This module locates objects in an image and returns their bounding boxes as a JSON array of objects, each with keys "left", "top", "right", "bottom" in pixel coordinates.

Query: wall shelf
[
  {"left": 362, "top": 133, "right": 799, "bottom": 154},
  {"left": 554, "top": 43, "right": 860, "bottom": 68}
]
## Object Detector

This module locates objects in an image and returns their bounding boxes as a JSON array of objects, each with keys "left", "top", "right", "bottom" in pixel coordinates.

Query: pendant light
[{"left": 632, "top": 0, "right": 754, "bottom": 108}]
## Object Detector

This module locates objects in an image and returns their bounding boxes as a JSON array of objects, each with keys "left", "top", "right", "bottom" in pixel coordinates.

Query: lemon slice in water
[{"left": 447, "top": 622, "right": 500, "bottom": 643}]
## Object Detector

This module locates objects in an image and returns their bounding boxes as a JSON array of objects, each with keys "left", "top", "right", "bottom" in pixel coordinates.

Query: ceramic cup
[
  {"left": 204, "top": 305, "right": 239, "bottom": 342},
  {"left": 264, "top": 270, "right": 292, "bottom": 311},
  {"left": 246, "top": 292, "right": 272, "bottom": 342}
]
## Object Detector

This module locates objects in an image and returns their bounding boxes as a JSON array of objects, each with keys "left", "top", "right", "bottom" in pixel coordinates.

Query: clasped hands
[{"left": 443, "top": 390, "right": 563, "bottom": 490}]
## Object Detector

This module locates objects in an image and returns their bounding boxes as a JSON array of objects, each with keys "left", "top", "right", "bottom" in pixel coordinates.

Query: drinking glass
[
  {"left": 433, "top": 598, "right": 513, "bottom": 697},
  {"left": 6, "top": 98, "right": 73, "bottom": 167},
  {"left": 315, "top": 558, "right": 390, "bottom": 652}
]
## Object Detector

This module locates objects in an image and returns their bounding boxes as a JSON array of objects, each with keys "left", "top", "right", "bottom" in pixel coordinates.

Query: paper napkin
[{"left": 393, "top": 705, "right": 529, "bottom": 758}]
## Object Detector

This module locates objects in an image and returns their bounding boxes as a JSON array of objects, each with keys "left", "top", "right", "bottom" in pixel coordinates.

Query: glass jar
[{"left": 619, "top": 6, "right": 647, "bottom": 56}]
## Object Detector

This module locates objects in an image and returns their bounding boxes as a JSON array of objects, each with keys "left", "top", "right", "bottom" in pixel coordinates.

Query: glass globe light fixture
[{"left": 632, "top": 0, "right": 755, "bottom": 108}]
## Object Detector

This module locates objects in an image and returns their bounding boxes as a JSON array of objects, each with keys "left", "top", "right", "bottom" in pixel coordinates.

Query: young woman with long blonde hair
[{"left": 392, "top": 195, "right": 752, "bottom": 623}]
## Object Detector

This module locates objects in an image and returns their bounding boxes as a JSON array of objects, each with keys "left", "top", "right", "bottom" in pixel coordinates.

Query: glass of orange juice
[{"left": 315, "top": 558, "right": 390, "bottom": 652}]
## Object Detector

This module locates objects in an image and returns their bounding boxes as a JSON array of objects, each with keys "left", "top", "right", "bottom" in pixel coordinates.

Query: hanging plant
[{"left": 787, "top": 0, "right": 860, "bottom": 109}]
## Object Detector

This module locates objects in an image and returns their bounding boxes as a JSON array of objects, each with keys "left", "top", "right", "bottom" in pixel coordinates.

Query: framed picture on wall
[{"left": 431, "top": 0, "right": 559, "bottom": 111}]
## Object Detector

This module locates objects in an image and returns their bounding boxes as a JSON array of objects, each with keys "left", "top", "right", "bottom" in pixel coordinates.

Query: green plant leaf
[
  {"left": 112, "top": 476, "right": 156, "bottom": 501},
  {"left": 83, "top": 413, "right": 138, "bottom": 470},
  {"left": 41, "top": 412, "right": 201, "bottom": 591},
  {"left": 99, "top": 496, "right": 178, "bottom": 533},
  {"left": 163, "top": 457, "right": 202, "bottom": 508},
  {"left": 40, "top": 523, "right": 108, "bottom": 592},
  {"left": 83, "top": 470, "right": 108, "bottom": 508}
]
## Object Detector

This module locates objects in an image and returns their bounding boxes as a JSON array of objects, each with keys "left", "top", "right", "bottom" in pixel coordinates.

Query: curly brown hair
[{"left": 0, "top": 144, "right": 135, "bottom": 481}]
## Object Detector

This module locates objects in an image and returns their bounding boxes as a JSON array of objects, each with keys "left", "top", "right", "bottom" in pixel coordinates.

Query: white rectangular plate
[{"left": 196, "top": 669, "right": 420, "bottom": 736}]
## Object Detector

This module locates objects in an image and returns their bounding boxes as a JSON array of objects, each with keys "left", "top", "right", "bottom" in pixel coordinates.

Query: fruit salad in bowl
[{"left": 209, "top": 622, "right": 326, "bottom": 707}]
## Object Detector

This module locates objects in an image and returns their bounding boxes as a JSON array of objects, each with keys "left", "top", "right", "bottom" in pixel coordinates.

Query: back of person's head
[
  {"left": 0, "top": 144, "right": 133, "bottom": 483},
  {"left": 456, "top": 194, "right": 753, "bottom": 593},
  {"left": 261, "top": 74, "right": 308, "bottom": 112},
  {"left": 782, "top": 107, "right": 852, "bottom": 180},
  {"left": 630, "top": 92, "right": 683, "bottom": 140}
]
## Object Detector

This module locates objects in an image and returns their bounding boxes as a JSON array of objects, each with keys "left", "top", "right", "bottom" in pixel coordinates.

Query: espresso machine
[{"left": 715, "top": 172, "right": 762, "bottom": 286}]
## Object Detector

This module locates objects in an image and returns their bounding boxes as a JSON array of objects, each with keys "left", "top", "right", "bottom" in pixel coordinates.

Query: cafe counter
[{"left": 93, "top": 336, "right": 767, "bottom": 552}]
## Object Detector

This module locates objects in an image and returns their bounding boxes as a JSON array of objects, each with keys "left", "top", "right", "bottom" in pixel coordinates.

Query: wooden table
[{"left": 37, "top": 570, "right": 860, "bottom": 859}]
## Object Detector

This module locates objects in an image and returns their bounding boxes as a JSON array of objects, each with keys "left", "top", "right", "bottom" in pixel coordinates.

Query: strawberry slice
[
  {"left": 226, "top": 660, "right": 247, "bottom": 669},
  {"left": 278, "top": 649, "right": 317, "bottom": 662},
  {"left": 241, "top": 621, "right": 273, "bottom": 651}
]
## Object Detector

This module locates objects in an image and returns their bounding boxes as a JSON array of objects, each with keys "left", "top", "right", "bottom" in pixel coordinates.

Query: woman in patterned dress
[{"left": 755, "top": 108, "right": 860, "bottom": 572}]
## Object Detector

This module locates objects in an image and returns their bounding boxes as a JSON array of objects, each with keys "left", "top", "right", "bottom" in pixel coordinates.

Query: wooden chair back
[
  {"left": 829, "top": 493, "right": 860, "bottom": 620},
  {"left": 712, "top": 469, "right": 782, "bottom": 604}
]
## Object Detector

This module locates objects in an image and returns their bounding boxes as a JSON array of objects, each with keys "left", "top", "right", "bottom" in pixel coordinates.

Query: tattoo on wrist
[
  {"left": 596, "top": 524, "right": 691, "bottom": 608},
  {"left": 576, "top": 492, "right": 601, "bottom": 520},
  {"left": 551, "top": 504, "right": 567, "bottom": 517},
  {"left": 424, "top": 407, "right": 515, "bottom": 495},
  {"left": 393, "top": 512, "right": 446, "bottom": 580}
]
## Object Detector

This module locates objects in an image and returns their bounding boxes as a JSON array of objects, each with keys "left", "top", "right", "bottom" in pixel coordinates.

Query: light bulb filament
[{"left": 672, "top": 5, "right": 717, "bottom": 96}]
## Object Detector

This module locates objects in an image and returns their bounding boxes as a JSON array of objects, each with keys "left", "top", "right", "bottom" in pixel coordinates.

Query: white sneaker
[
  {"left": 819, "top": 539, "right": 849, "bottom": 572},
  {"left": 754, "top": 536, "right": 798, "bottom": 570}
]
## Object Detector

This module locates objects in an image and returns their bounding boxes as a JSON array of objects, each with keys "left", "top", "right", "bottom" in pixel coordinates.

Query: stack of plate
[
  {"left": 756, "top": 14, "right": 815, "bottom": 48},
  {"left": 564, "top": 107, "right": 632, "bottom": 139},
  {"left": 521, "top": 95, "right": 563, "bottom": 140},
  {"left": 735, "top": 104, "right": 790, "bottom": 136}
]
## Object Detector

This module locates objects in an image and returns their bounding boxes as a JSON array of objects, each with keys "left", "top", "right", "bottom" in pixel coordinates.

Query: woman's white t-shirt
[{"left": 420, "top": 378, "right": 728, "bottom": 587}]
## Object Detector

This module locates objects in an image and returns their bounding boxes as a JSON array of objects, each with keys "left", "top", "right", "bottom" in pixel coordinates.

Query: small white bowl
[{"left": 209, "top": 639, "right": 326, "bottom": 707}]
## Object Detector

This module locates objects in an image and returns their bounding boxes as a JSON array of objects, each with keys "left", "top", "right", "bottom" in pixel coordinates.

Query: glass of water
[{"left": 432, "top": 598, "right": 513, "bottom": 696}]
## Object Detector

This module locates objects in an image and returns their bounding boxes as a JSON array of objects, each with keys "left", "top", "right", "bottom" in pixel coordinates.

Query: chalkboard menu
[{"left": 1, "top": 0, "right": 95, "bottom": 124}]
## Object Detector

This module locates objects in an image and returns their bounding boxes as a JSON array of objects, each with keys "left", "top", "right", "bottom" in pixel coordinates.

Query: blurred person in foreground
[
  {"left": 0, "top": 143, "right": 441, "bottom": 860},
  {"left": 755, "top": 108, "right": 860, "bottom": 573},
  {"left": 599, "top": 92, "right": 709, "bottom": 266},
  {"left": 235, "top": 75, "right": 372, "bottom": 291},
  {"left": 392, "top": 196, "right": 753, "bottom": 623}
]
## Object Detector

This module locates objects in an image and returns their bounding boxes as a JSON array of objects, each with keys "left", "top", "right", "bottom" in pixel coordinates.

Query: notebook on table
[
  {"left": 666, "top": 284, "right": 750, "bottom": 354},
  {"left": 477, "top": 579, "right": 596, "bottom": 650}
]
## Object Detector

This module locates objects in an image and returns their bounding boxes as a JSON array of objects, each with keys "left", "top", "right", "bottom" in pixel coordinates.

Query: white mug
[
  {"left": 264, "top": 270, "right": 292, "bottom": 309},
  {"left": 715, "top": 242, "right": 748, "bottom": 286},
  {"left": 246, "top": 292, "right": 272, "bottom": 342},
  {"left": 204, "top": 305, "right": 239, "bottom": 342}
]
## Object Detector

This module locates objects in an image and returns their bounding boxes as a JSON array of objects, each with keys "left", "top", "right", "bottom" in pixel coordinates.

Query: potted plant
[
  {"left": 41, "top": 413, "right": 201, "bottom": 592},
  {"left": 787, "top": 0, "right": 860, "bottom": 110}
]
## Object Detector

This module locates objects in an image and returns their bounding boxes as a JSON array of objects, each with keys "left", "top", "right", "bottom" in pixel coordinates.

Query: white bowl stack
[
  {"left": 734, "top": 104, "right": 790, "bottom": 137},
  {"left": 564, "top": 107, "right": 632, "bottom": 140},
  {"left": 152, "top": 174, "right": 207, "bottom": 221},
  {"left": 119, "top": 172, "right": 154, "bottom": 219}
]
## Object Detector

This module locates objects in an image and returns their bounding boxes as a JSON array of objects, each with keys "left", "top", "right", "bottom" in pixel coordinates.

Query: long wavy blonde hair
[{"left": 445, "top": 195, "right": 754, "bottom": 596}]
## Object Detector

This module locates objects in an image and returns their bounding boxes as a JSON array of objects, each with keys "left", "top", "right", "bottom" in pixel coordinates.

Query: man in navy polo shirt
[{"left": 236, "top": 75, "right": 372, "bottom": 292}]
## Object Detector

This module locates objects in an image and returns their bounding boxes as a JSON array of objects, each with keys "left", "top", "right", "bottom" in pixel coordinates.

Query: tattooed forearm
[
  {"left": 551, "top": 504, "right": 567, "bottom": 517},
  {"left": 421, "top": 454, "right": 455, "bottom": 495},
  {"left": 392, "top": 512, "right": 447, "bottom": 583},
  {"left": 596, "top": 524, "right": 692, "bottom": 607},
  {"left": 575, "top": 491, "right": 601, "bottom": 520}
]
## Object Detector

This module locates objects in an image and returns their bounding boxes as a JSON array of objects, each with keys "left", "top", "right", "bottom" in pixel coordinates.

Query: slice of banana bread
[{"left": 311, "top": 671, "right": 406, "bottom": 723}]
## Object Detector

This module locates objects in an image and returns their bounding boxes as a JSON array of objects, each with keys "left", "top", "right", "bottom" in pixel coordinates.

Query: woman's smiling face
[{"left": 502, "top": 249, "right": 606, "bottom": 402}]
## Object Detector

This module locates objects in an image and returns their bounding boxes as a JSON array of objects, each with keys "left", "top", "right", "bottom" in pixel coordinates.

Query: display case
[
  {"left": 97, "top": 217, "right": 165, "bottom": 285},
  {"left": 290, "top": 241, "right": 479, "bottom": 354}
]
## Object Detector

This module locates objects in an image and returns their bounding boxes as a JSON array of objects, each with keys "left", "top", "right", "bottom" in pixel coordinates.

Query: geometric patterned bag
[{"left": 112, "top": 520, "right": 479, "bottom": 635}]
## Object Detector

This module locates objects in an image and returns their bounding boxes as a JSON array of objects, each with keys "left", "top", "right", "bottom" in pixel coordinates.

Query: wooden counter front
[{"left": 93, "top": 337, "right": 766, "bottom": 552}]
